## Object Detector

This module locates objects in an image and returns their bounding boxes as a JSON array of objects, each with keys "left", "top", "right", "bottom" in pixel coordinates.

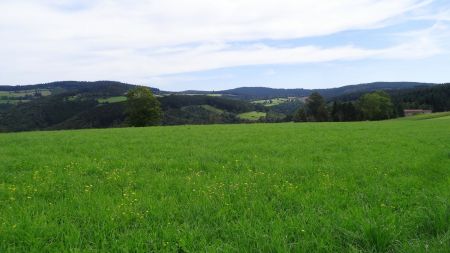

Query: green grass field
[
  {"left": 252, "top": 98, "right": 290, "bottom": 107},
  {"left": 0, "top": 89, "right": 51, "bottom": 98},
  {"left": 238, "top": 111, "right": 267, "bottom": 121},
  {"left": 0, "top": 100, "right": 30, "bottom": 104},
  {"left": 0, "top": 89, "right": 51, "bottom": 105},
  {"left": 397, "top": 111, "right": 450, "bottom": 121},
  {"left": 0, "top": 116, "right": 449, "bottom": 252},
  {"left": 199, "top": 105, "right": 224, "bottom": 114}
]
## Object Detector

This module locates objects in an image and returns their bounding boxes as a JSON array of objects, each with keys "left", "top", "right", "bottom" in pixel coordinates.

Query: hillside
[
  {"left": 1, "top": 116, "right": 449, "bottom": 252},
  {"left": 0, "top": 81, "right": 138, "bottom": 131},
  {"left": 0, "top": 81, "right": 146, "bottom": 100},
  {"left": 182, "top": 82, "right": 436, "bottom": 100},
  {"left": 0, "top": 81, "right": 267, "bottom": 132},
  {"left": 0, "top": 81, "right": 446, "bottom": 132},
  {"left": 0, "top": 81, "right": 139, "bottom": 112},
  {"left": 315, "top": 82, "right": 434, "bottom": 98},
  {"left": 329, "top": 83, "right": 450, "bottom": 115}
]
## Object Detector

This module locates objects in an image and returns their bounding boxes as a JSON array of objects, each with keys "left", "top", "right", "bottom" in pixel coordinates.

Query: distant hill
[
  {"left": 0, "top": 80, "right": 142, "bottom": 93},
  {"left": 316, "top": 82, "right": 435, "bottom": 99},
  {"left": 0, "top": 80, "right": 446, "bottom": 132},
  {"left": 326, "top": 83, "right": 450, "bottom": 118},
  {"left": 217, "top": 87, "right": 310, "bottom": 99},
  {"left": 0, "top": 80, "right": 164, "bottom": 97},
  {"left": 329, "top": 83, "right": 450, "bottom": 107},
  {"left": 0, "top": 81, "right": 156, "bottom": 109},
  {"left": 0, "top": 81, "right": 267, "bottom": 132},
  {"left": 181, "top": 82, "right": 436, "bottom": 100},
  {"left": 0, "top": 81, "right": 162, "bottom": 114}
]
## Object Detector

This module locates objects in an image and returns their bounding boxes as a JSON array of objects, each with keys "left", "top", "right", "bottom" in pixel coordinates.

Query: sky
[{"left": 1, "top": 0, "right": 449, "bottom": 91}]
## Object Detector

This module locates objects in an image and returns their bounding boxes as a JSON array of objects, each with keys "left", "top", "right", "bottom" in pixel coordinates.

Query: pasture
[
  {"left": 252, "top": 98, "right": 290, "bottom": 107},
  {"left": 0, "top": 89, "right": 51, "bottom": 98},
  {"left": 237, "top": 111, "right": 267, "bottom": 121},
  {"left": 0, "top": 89, "right": 51, "bottom": 105},
  {"left": 0, "top": 116, "right": 449, "bottom": 252}
]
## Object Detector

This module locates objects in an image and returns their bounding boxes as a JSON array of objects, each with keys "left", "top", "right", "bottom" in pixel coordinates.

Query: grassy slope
[
  {"left": 0, "top": 90, "right": 51, "bottom": 98},
  {"left": 238, "top": 111, "right": 267, "bottom": 120},
  {"left": 200, "top": 105, "right": 224, "bottom": 114},
  {"left": 252, "top": 98, "right": 290, "bottom": 107},
  {"left": 396, "top": 111, "right": 450, "bottom": 121},
  {"left": 0, "top": 117, "right": 449, "bottom": 252},
  {"left": 0, "top": 100, "right": 30, "bottom": 104},
  {"left": 0, "top": 89, "right": 51, "bottom": 105}
]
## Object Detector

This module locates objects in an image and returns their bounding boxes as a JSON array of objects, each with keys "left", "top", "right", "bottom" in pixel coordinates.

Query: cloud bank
[{"left": 0, "top": 0, "right": 448, "bottom": 87}]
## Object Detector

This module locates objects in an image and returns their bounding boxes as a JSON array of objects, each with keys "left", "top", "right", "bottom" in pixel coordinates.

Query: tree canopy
[
  {"left": 294, "top": 92, "right": 329, "bottom": 122},
  {"left": 358, "top": 91, "right": 395, "bottom": 121},
  {"left": 125, "top": 87, "right": 162, "bottom": 127}
]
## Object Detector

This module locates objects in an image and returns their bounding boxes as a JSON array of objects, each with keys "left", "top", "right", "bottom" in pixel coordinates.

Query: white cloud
[
  {"left": 0, "top": 0, "right": 428, "bottom": 45},
  {"left": 0, "top": 0, "right": 447, "bottom": 86}
]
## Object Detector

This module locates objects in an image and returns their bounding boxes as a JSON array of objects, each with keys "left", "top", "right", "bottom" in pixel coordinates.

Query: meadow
[
  {"left": 0, "top": 90, "right": 51, "bottom": 98},
  {"left": 252, "top": 98, "right": 292, "bottom": 107},
  {"left": 238, "top": 111, "right": 267, "bottom": 121},
  {"left": 0, "top": 116, "right": 449, "bottom": 252},
  {"left": 0, "top": 89, "right": 51, "bottom": 105}
]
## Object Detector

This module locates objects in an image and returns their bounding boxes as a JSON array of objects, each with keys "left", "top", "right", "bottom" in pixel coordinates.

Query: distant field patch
[
  {"left": 434, "top": 115, "right": 450, "bottom": 120},
  {"left": 238, "top": 111, "right": 266, "bottom": 120},
  {"left": 0, "top": 89, "right": 50, "bottom": 105},
  {"left": 0, "top": 99, "right": 30, "bottom": 104},
  {"left": 399, "top": 111, "right": 450, "bottom": 120},
  {"left": 252, "top": 97, "right": 302, "bottom": 107},
  {"left": 200, "top": 105, "right": 224, "bottom": 114},
  {"left": 0, "top": 89, "right": 51, "bottom": 98},
  {"left": 98, "top": 96, "right": 127, "bottom": 104}
]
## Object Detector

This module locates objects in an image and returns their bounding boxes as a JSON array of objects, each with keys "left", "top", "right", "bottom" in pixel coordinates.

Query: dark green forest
[
  {"left": 327, "top": 84, "right": 450, "bottom": 121},
  {"left": 0, "top": 81, "right": 268, "bottom": 132},
  {"left": 185, "top": 82, "right": 435, "bottom": 99}
]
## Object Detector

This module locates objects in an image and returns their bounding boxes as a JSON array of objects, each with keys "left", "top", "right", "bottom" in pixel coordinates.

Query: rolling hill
[
  {"left": 0, "top": 81, "right": 267, "bottom": 132},
  {"left": 181, "top": 82, "right": 436, "bottom": 100}
]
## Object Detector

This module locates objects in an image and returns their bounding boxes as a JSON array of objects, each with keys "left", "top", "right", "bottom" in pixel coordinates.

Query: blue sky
[{"left": 0, "top": 0, "right": 449, "bottom": 90}]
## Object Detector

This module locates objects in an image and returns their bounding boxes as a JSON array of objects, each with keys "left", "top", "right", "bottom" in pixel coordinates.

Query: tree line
[
  {"left": 129, "top": 84, "right": 450, "bottom": 126},
  {"left": 294, "top": 91, "right": 398, "bottom": 122},
  {"left": 292, "top": 83, "right": 450, "bottom": 122},
  {"left": 129, "top": 88, "right": 400, "bottom": 126}
]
